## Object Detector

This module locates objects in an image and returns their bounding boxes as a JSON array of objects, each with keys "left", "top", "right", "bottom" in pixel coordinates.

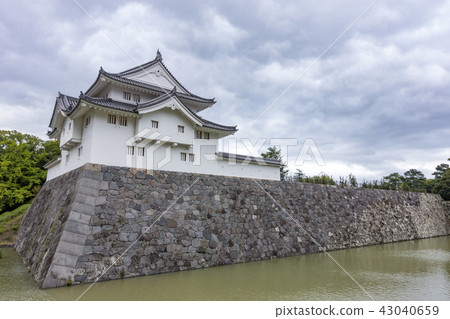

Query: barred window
[
  {"left": 119, "top": 116, "right": 127, "bottom": 126},
  {"left": 127, "top": 146, "right": 135, "bottom": 156},
  {"left": 108, "top": 114, "right": 117, "bottom": 125},
  {"left": 180, "top": 152, "right": 187, "bottom": 161},
  {"left": 123, "top": 92, "right": 131, "bottom": 100}
]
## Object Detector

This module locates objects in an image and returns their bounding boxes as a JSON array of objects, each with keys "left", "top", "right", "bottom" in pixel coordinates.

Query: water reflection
[{"left": 0, "top": 236, "right": 448, "bottom": 301}]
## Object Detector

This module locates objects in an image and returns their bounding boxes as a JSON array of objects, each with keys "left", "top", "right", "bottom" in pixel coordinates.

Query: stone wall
[{"left": 15, "top": 164, "right": 449, "bottom": 288}]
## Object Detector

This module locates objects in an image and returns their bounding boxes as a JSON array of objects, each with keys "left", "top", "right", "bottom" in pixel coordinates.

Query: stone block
[
  {"left": 95, "top": 196, "right": 107, "bottom": 206},
  {"left": 69, "top": 212, "right": 92, "bottom": 225},
  {"left": 192, "top": 238, "right": 202, "bottom": 248},
  {"left": 71, "top": 202, "right": 95, "bottom": 216},
  {"left": 60, "top": 230, "right": 87, "bottom": 245},
  {"left": 52, "top": 252, "right": 79, "bottom": 268},
  {"left": 64, "top": 219, "right": 90, "bottom": 235},
  {"left": 83, "top": 170, "right": 103, "bottom": 181},
  {"left": 75, "top": 193, "right": 96, "bottom": 206},
  {"left": 166, "top": 243, "right": 177, "bottom": 253},
  {"left": 57, "top": 241, "right": 85, "bottom": 257},
  {"left": 78, "top": 186, "right": 99, "bottom": 197},
  {"left": 166, "top": 218, "right": 178, "bottom": 228}
]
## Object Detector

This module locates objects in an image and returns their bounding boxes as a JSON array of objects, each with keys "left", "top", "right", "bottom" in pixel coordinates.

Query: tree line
[
  {"left": 0, "top": 130, "right": 60, "bottom": 213},
  {"left": 262, "top": 146, "right": 450, "bottom": 201}
]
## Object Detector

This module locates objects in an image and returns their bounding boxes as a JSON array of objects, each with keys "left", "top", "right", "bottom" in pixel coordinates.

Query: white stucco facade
[{"left": 46, "top": 51, "right": 281, "bottom": 181}]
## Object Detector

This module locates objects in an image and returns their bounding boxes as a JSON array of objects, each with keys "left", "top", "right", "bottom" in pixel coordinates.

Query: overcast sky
[{"left": 1, "top": 0, "right": 449, "bottom": 181}]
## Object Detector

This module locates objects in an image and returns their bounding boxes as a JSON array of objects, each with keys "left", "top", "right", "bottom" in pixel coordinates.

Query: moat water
[{"left": 0, "top": 236, "right": 448, "bottom": 301}]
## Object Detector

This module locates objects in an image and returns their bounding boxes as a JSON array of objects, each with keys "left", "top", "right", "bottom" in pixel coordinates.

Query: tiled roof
[
  {"left": 48, "top": 93, "right": 79, "bottom": 128},
  {"left": 138, "top": 89, "right": 237, "bottom": 132},
  {"left": 49, "top": 91, "right": 235, "bottom": 133},
  {"left": 216, "top": 152, "right": 281, "bottom": 166},
  {"left": 77, "top": 95, "right": 137, "bottom": 114},
  {"left": 137, "top": 87, "right": 178, "bottom": 108},
  {"left": 201, "top": 118, "right": 237, "bottom": 132},
  {"left": 117, "top": 50, "right": 198, "bottom": 99},
  {"left": 100, "top": 69, "right": 215, "bottom": 105},
  {"left": 58, "top": 92, "right": 79, "bottom": 112}
]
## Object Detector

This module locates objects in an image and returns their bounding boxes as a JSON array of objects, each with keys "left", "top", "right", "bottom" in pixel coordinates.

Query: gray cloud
[{"left": 0, "top": 0, "right": 449, "bottom": 181}]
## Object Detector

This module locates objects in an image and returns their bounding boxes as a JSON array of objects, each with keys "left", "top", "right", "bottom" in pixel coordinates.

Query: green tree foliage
[
  {"left": 261, "top": 146, "right": 289, "bottom": 181},
  {"left": 432, "top": 163, "right": 449, "bottom": 179},
  {"left": 290, "top": 157, "right": 450, "bottom": 200},
  {"left": 381, "top": 172, "right": 403, "bottom": 190},
  {"left": 304, "top": 174, "right": 337, "bottom": 185},
  {"left": 294, "top": 169, "right": 307, "bottom": 181},
  {"left": 0, "top": 130, "right": 60, "bottom": 213},
  {"left": 293, "top": 170, "right": 336, "bottom": 185},
  {"left": 403, "top": 169, "right": 426, "bottom": 191},
  {"left": 424, "top": 179, "right": 436, "bottom": 193},
  {"left": 433, "top": 169, "right": 450, "bottom": 200}
]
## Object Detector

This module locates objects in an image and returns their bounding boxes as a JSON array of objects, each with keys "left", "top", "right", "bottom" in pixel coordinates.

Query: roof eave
[
  {"left": 43, "top": 156, "right": 61, "bottom": 169},
  {"left": 215, "top": 152, "right": 281, "bottom": 167}
]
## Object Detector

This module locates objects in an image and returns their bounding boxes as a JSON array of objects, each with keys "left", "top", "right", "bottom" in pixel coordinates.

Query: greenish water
[{"left": 0, "top": 236, "right": 448, "bottom": 301}]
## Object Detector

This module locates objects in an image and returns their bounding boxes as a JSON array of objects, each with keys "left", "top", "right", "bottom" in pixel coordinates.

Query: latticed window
[
  {"left": 123, "top": 92, "right": 131, "bottom": 100},
  {"left": 137, "top": 147, "right": 144, "bottom": 156},
  {"left": 152, "top": 120, "right": 159, "bottom": 129},
  {"left": 119, "top": 116, "right": 127, "bottom": 126},
  {"left": 180, "top": 152, "right": 187, "bottom": 161},
  {"left": 108, "top": 114, "right": 117, "bottom": 125},
  {"left": 127, "top": 146, "right": 135, "bottom": 156},
  {"left": 133, "top": 94, "right": 140, "bottom": 102}
]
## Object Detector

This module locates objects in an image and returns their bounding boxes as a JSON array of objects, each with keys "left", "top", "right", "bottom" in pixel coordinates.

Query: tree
[
  {"left": 0, "top": 130, "right": 60, "bottom": 212},
  {"left": 304, "top": 174, "right": 337, "bottom": 186},
  {"left": 381, "top": 172, "right": 403, "bottom": 190},
  {"left": 261, "top": 146, "right": 288, "bottom": 181},
  {"left": 433, "top": 169, "right": 450, "bottom": 200},
  {"left": 348, "top": 173, "right": 358, "bottom": 187},
  {"left": 294, "top": 169, "right": 306, "bottom": 182},
  {"left": 424, "top": 179, "right": 436, "bottom": 193},
  {"left": 432, "top": 163, "right": 449, "bottom": 179},
  {"left": 403, "top": 169, "right": 426, "bottom": 191}
]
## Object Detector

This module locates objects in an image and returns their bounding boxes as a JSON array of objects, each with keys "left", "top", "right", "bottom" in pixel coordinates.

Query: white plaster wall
[
  {"left": 137, "top": 108, "right": 199, "bottom": 146},
  {"left": 59, "top": 118, "right": 72, "bottom": 147},
  {"left": 46, "top": 163, "right": 60, "bottom": 180},
  {"left": 89, "top": 111, "right": 136, "bottom": 167},
  {"left": 133, "top": 141, "right": 280, "bottom": 180},
  {"left": 108, "top": 85, "right": 153, "bottom": 104},
  {"left": 46, "top": 109, "right": 115, "bottom": 180}
]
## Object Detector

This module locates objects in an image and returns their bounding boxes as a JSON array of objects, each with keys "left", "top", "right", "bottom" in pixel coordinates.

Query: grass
[{"left": 0, "top": 203, "right": 31, "bottom": 246}]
